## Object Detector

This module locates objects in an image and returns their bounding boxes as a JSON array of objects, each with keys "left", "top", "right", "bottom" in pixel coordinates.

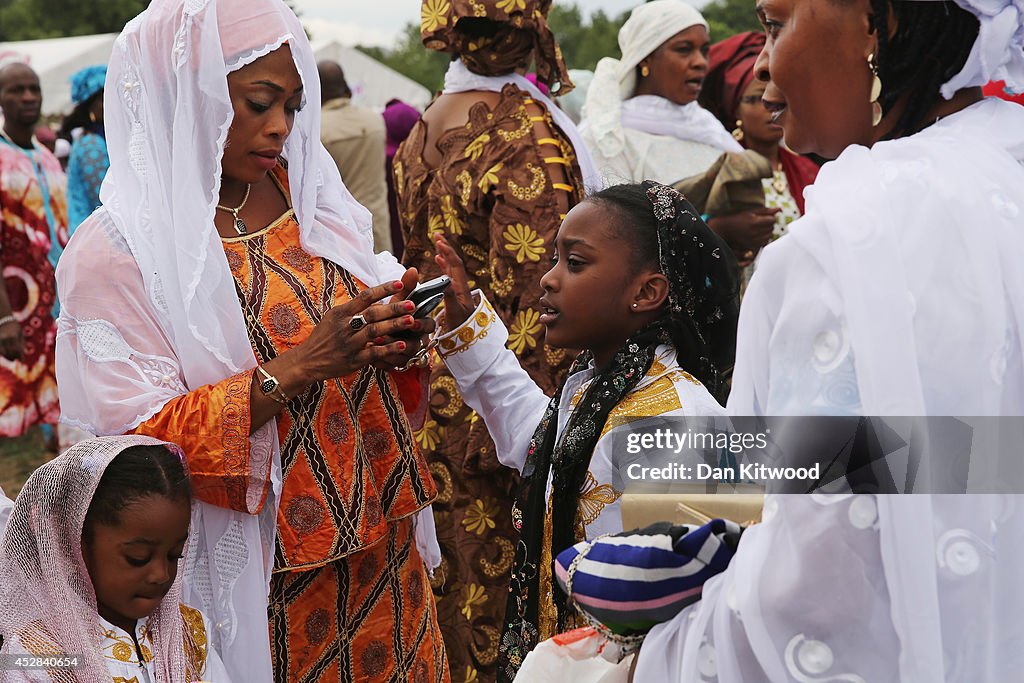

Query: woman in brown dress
[{"left": 395, "top": 2, "right": 599, "bottom": 681}]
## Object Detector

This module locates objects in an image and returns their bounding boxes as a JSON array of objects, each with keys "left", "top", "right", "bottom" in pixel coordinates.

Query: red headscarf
[
  {"left": 702, "top": 31, "right": 765, "bottom": 130},
  {"left": 702, "top": 30, "right": 819, "bottom": 214}
]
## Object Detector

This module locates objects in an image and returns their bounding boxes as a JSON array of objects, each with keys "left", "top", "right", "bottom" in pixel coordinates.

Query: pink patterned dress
[{"left": 0, "top": 138, "right": 67, "bottom": 436}]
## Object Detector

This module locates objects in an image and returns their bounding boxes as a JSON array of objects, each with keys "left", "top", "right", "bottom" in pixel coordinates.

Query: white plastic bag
[{"left": 514, "top": 627, "right": 635, "bottom": 683}]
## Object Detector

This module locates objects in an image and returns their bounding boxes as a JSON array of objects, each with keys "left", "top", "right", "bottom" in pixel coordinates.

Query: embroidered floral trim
[{"left": 437, "top": 296, "right": 498, "bottom": 356}]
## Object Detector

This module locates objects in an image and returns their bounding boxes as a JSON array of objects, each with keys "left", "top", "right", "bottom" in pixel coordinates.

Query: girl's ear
[{"left": 632, "top": 272, "right": 670, "bottom": 313}]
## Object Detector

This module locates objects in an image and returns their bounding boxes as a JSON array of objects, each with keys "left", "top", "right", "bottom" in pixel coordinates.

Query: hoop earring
[
  {"left": 732, "top": 119, "right": 744, "bottom": 142},
  {"left": 640, "top": 64, "right": 650, "bottom": 78},
  {"left": 868, "top": 52, "right": 882, "bottom": 127}
]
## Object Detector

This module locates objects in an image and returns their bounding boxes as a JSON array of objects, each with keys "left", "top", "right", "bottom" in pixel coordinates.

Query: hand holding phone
[{"left": 391, "top": 275, "right": 451, "bottom": 339}]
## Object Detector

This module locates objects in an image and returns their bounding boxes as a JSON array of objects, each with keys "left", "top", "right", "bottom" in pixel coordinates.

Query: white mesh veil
[
  {"left": 95, "top": 0, "right": 390, "bottom": 384},
  {"left": 0, "top": 435, "right": 190, "bottom": 683},
  {"left": 55, "top": 2, "right": 412, "bottom": 680}
]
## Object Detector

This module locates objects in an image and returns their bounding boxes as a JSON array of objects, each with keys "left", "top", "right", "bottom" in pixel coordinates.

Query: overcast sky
[{"left": 293, "top": 0, "right": 669, "bottom": 48}]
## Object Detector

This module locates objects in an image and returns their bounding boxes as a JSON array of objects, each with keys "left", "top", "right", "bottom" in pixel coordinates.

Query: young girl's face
[
  {"left": 83, "top": 494, "right": 191, "bottom": 633},
  {"left": 539, "top": 201, "right": 659, "bottom": 367}
]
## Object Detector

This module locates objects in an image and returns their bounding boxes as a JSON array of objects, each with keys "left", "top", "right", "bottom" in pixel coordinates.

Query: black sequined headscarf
[{"left": 497, "top": 182, "right": 740, "bottom": 681}]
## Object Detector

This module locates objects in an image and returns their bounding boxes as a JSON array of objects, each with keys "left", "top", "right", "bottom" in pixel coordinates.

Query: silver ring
[{"left": 350, "top": 314, "right": 368, "bottom": 331}]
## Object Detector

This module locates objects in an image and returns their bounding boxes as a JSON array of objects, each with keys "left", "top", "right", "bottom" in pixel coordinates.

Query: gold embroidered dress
[
  {"left": 395, "top": 84, "right": 585, "bottom": 679},
  {"left": 6, "top": 604, "right": 225, "bottom": 683}
]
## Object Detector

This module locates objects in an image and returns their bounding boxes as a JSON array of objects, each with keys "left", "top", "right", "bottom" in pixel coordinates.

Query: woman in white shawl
[
  {"left": 54, "top": 0, "right": 446, "bottom": 681},
  {"left": 580, "top": 0, "right": 745, "bottom": 187},
  {"left": 625, "top": 0, "right": 1024, "bottom": 680},
  {"left": 581, "top": 0, "right": 780, "bottom": 267}
]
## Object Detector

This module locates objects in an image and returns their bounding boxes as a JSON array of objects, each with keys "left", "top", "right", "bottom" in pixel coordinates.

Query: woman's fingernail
[
  {"left": 393, "top": 281, "right": 404, "bottom": 289},
  {"left": 405, "top": 316, "right": 414, "bottom": 325},
  {"left": 405, "top": 301, "right": 415, "bottom": 312},
  {"left": 398, "top": 341, "right": 407, "bottom": 351}
]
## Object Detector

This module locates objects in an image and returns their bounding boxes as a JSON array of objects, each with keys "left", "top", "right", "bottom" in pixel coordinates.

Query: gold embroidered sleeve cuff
[{"left": 436, "top": 291, "right": 510, "bottom": 385}]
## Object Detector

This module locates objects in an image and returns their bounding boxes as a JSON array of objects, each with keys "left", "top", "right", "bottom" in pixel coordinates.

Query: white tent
[
  {"left": 0, "top": 33, "right": 118, "bottom": 118},
  {"left": 310, "top": 40, "right": 432, "bottom": 112},
  {"left": 0, "top": 32, "right": 430, "bottom": 117}
]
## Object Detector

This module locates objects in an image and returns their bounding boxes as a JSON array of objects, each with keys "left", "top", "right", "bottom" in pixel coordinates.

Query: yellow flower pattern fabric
[
  {"left": 508, "top": 309, "right": 543, "bottom": 355},
  {"left": 503, "top": 223, "right": 546, "bottom": 263},
  {"left": 395, "top": 80, "right": 584, "bottom": 683},
  {"left": 422, "top": 0, "right": 451, "bottom": 33}
]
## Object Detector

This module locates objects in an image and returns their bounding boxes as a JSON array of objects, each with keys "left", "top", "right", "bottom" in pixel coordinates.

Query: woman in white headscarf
[
  {"left": 581, "top": 0, "right": 780, "bottom": 267},
  {"left": 613, "top": 0, "right": 1024, "bottom": 680},
  {"left": 54, "top": 1, "right": 447, "bottom": 681},
  {"left": 581, "top": 0, "right": 744, "bottom": 186}
]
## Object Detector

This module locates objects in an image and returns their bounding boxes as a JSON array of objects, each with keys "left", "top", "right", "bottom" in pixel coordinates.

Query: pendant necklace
[
  {"left": 216, "top": 183, "right": 252, "bottom": 235},
  {"left": 772, "top": 163, "right": 787, "bottom": 194}
]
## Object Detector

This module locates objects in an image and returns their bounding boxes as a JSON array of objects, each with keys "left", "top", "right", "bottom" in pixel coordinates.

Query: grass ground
[{"left": 0, "top": 427, "right": 52, "bottom": 498}]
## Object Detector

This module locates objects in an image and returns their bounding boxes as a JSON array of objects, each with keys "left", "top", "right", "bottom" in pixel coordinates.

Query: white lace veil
[
  {"left": 96, "top": 0, "right": 392, "bottom": 384},
  {"left": 0, "top": 436, "right": 190, "bottom": 683},
  {"left": 55, "top": 2, "right": 409, "bottom": 680}
]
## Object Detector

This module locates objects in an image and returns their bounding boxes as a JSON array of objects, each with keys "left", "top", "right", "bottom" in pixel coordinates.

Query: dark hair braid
[
  {"left": 83, "top": 445, "right": 192, "bottom": 538},
  {"left": 872, "top": 0, "right": 980, "bottom": 138}
]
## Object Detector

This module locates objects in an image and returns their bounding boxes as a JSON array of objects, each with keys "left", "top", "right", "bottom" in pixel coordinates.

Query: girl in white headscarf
[
  {"left": 580, "top": 0, "right": 744, "bottom": 186},
  {"left": 54, "top": 1, "right": 446, "bottom": 681},
  {"left": 0, "top": 436, "right": 230, "bottom": 682}
]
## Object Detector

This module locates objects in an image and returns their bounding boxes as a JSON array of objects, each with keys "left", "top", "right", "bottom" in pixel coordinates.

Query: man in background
[
  {"left": 0, "top": 62, "right": 66, "bottom": 447},
  {"left": 317, "top": 59, "right": 392, "bottom": 253}
]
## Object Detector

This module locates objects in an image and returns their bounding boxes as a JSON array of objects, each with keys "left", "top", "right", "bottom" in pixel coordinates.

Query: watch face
[{"left": 261, "top": 378, "right": 276, "bottom": 394}]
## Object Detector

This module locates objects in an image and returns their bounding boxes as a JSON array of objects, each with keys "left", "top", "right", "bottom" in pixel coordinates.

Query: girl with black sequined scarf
[{"left": 430, "top": 181, "right": 739, "bottom": 682}]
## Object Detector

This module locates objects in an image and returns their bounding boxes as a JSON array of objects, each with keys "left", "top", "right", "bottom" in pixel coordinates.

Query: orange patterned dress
[{"left": 134, "top": 165, "right": 448, "bottom": 682}]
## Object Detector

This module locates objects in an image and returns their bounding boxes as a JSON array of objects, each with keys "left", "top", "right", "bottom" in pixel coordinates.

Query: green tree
[
  {"left": 0, "top": 0, "right": 149, "bottom": 41},
  {"left": 0, "top": 0, "right": 303, "bottom": 42},
  {"left": 701, "top": 0, "right": 763, "bottom": 40},
  {"left": 547, "top": 5, "right": 629, "bottom": 71},
  {"left": 358, "top": 22, "right": 450, "bottom": 93}
]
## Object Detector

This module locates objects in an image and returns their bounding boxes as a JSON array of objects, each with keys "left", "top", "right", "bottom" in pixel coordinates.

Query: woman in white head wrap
[
  {"left": 54, "top": 0, "right": 447, "bottom": 681},
  {"left": 580, "top": 0, "right": 745, "bottom": 187},
  {"left": 620, "top": 0, "right": 1024, "bottom": 680}
]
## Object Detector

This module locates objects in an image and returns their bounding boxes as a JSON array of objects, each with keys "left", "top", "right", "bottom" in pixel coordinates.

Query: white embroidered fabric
[
  {"left": 634, "top": 98, "right": 1024, "bottom": 681},
  {"left": 53, "top": 1, "right": 428, "bottom": 681}
]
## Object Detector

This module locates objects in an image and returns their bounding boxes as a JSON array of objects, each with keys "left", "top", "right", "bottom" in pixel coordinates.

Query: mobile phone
[
  {"left": 408, "top": 275, "right": 452, "bottom": 319},
  {"left": 392, "top": 275, "right": 451, "bottom": 340}
]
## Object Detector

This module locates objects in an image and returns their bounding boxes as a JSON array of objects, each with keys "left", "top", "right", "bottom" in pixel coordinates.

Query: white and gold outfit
[
  {"left": 437, "top": 292, "right": 727, "bottom": 539},
  {"left": 4, "top": 605, "right": 229, "bottom": 683}
]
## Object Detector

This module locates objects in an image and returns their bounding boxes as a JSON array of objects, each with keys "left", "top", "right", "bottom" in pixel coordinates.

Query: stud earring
[
  {"left": 640, "top": 64, "right": 650, "bottom": 78},
  {"left": 731, "top": 119, "right": 744, "bottom": 142},
  {"left": 868, "top": 52, "right": 882, "bottom": 127},
  {"left": 631, "top": 303, "right": 639, "bottom": 309}
]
